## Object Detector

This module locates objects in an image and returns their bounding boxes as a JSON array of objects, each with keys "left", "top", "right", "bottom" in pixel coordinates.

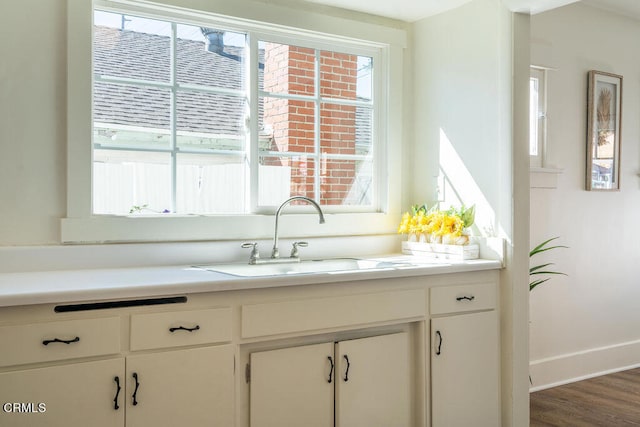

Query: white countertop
[{"left": 0, "top": 256, "right": 501, "bottom": 308}]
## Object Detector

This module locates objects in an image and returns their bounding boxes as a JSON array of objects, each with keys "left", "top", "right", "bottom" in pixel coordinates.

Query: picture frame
[{"left": 586, "top": 70, "right": 623, "bottom": 191}]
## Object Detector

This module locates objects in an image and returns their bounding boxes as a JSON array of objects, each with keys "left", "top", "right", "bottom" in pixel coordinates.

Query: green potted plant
[{"left": 529, "top": 237, "right": 567, "bottom": 291}]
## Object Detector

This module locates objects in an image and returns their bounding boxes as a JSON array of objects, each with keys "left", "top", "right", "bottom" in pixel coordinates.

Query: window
[
  {"left": 93, "top": 9, "right": 376, "bottom": 215},
  {"left": 529, "top": 66, "right": 547, "bottom": 168},
  {"left": 64, "top": 0, "right": 405, "bottom": 243}
]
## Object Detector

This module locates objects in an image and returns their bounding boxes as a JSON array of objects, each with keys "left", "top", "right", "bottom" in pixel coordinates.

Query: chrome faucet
[
  {"left": 271, "top": 196, "right": 325, "bottom": 259},
  {"left": 241, "top": 196, "right": 325, "bottom": 264}
]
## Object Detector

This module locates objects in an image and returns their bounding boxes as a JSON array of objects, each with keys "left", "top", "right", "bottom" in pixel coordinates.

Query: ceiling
[{"left": 300, "top": 0, "right": 640, "bottom": 23}]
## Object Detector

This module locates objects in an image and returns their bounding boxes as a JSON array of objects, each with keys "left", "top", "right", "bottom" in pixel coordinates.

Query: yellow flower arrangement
[{"left": 398, "top": 204, "right": 475, "bottom": 245}]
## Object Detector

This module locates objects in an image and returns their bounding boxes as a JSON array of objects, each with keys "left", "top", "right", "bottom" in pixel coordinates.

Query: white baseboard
[{"left": 529, "top": 339, "right": 640, "bottom": 392}]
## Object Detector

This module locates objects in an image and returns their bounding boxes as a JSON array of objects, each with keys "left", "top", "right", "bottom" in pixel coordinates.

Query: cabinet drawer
[
  {"left": 130, "top": 307, "right": 232, "bottom": 351},
  {"left": 0, "top": 317, "right": 121, "bottom": 367},
  {"left": 242, "top": 289, "right": 426, "bottom": 338},
  {"left": 430, "top": 282, "right": 496, "bottom": 316}
]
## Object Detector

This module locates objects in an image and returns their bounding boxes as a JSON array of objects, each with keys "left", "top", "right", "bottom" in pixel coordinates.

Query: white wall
[
  {"left": 0, "top": 0, "right": 67, "bottom": 245},
  {"left": 530, "top": 3, "right": 640, "bottom": 389},
  {"left": 412, "top": 1, "right": 530, "bottom": 425}
]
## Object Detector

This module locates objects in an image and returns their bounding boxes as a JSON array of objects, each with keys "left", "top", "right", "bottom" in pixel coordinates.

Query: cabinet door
[
  {"left": 431, "top": 310, "right": 500, "bottom": 427},
  {"left": 335, "top": 332, "right": 411, "bottom": 427},
  {"left": 125, "top": 345, "right": 234, "bottom": 427},
  {"left": 250, "top": 342, "right": 334, "bottom": 427},
  {"left": 0, "top": 358, "right": 124, "bottom": 427}
]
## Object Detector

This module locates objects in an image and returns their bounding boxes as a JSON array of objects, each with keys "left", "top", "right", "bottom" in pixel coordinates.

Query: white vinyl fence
[{"left": 93, "top": 162, "right": 291, "bottom": 215}]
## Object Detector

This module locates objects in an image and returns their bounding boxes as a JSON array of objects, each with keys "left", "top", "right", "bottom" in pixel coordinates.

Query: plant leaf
[
  {"left": 529, "top": 263, "right": 555, "bottom": 274},
  {"left": 530, "top": 271, "right": 567, "bottom": 276},
  {"left": 461, "top": 205, "right": 475, "bottom": 228},
  {"left": 530, "top": 278, "right": 550, "bottom": 291},
  {"left": 531, "top": 245, "right": 569, "bottom": 256},
  {"left": 529, "top": 236, "right": 568, "bottom": 257},
  {"left": 529, "top": 237, "right": 569, "bottom": 291},
  {"left": 530, "top": 236, "right": 558, "bottom": 255}
]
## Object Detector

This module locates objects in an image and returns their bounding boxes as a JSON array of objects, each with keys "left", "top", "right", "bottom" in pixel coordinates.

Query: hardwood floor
[{"left": 530, "top": 368, "right": 640, "bottom": 426}]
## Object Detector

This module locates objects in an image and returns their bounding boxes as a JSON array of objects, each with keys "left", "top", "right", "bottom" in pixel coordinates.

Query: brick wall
[{"left": 262, "top": 43, "right": 357, "bottom": 205}]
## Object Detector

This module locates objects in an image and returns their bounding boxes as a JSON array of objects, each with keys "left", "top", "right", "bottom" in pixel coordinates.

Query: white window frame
[
  {"left": 530, "top": 66, "right": 547, "bottom": 168},
  {"left": 64, "top": 0, "right": 406, "bottom": 243}
]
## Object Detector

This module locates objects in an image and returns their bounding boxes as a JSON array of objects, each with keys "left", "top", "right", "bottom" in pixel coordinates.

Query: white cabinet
[
  {"left": 430, "top": 284, "right": 500, "bottom": 427},
  {"left": 124, "top": 307, "right": 235, "bottom": 426},
  {"left": 335, "top": 333, "right": 411, "bottom": 427},
  {"left": 0, "top": 358, "right": 124, "bottom": 427},
  {"left": 0, "top": 268, "right": 502, "bottom": 427},
  {"left": 0, "top": 317, "right": 123, "bottom": 427},
  {"left": 129, "top": 307, "right": 232, "bottom": 351},
  {"left": 127, "top": 307, "right": 235, "bottom": 427},
  {"left": 125, "top": 345, "right": 235, "bottom": 427},
  {"left": 250, "top": 332, "right": 411, "bottom": 427},
  {"left": 0, "top": 317, "right": 121, "bottom": 367},
  {"left": 0, "top": 307, "right": 235, "bottom": 427},
  {"left": 250, "top": 342, "right": 334, "bottom": 427},
  {"left": 0, "top": 346, "right": 234, "bottom": 427}
]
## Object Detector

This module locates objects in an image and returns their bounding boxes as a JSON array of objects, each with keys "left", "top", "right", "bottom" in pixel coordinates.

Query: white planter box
[{"left": 401, "top": 241, "right": 479, "bottom": 260}]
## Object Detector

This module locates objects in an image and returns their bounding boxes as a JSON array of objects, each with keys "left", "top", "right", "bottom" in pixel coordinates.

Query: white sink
[{"left": 196, "top": 257, "right": 417, "bottom": 277}]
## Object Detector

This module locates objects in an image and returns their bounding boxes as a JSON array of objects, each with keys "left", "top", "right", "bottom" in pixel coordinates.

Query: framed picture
[{"left": 586, "top": 70, "right": 622, "bottom": 191}]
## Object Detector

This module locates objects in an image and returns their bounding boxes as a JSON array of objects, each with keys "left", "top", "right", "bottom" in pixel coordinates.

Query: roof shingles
[
  {"left": 94, "top": 26, "right": 247, "bottom": 135},
  {"left": 93, "top": 25, "right": 370, "bottom": 146}
]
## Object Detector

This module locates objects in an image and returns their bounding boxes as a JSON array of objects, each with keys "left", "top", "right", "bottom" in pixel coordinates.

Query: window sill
[{"left": 530, "top": 167, "right": 563, "bottom": 189}]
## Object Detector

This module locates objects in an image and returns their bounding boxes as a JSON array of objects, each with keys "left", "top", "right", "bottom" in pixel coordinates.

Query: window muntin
[{"left": 92, "top": 9, "right": 378, "bottom": 216}]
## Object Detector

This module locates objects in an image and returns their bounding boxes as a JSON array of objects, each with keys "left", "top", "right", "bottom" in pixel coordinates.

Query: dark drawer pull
[
  {"left": 435, "top": 330, "right": 443, "bottom": 355},
  {"left": 113, "top": 376, "right": 121, "bottom": 410},
  {"left": 456, "top": 295, "right": 475, "bottom": 302},
  {"left": 132, "top": 372, "right": 140, "bottom": 406},
  {"left": 42, "top": 336, "right": 80, "bottom": 346},
  {"left": 169, "top": 325, "right": 200, "bottom": 333},
  {"left": 343, "top": 355, "right": 351, "bottom": 382},
  {"left": 327, "top": 356, "right": 334, "bottom": 383}
]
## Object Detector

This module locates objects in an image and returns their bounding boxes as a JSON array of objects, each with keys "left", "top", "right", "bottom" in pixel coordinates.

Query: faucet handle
[
  {"left": 290, "top": 241, "right": 308, "bottom": 258},
  {"left": 241, "top": 242, "right": 260, "bottom": 264}
]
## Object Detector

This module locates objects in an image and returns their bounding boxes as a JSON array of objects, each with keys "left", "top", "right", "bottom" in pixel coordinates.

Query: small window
[
  {"left": 529, "top": 67, "right": 547, "bottom": 168},
  {"left": 92, "top": 9, "right": 378, "bottom": 215}
]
